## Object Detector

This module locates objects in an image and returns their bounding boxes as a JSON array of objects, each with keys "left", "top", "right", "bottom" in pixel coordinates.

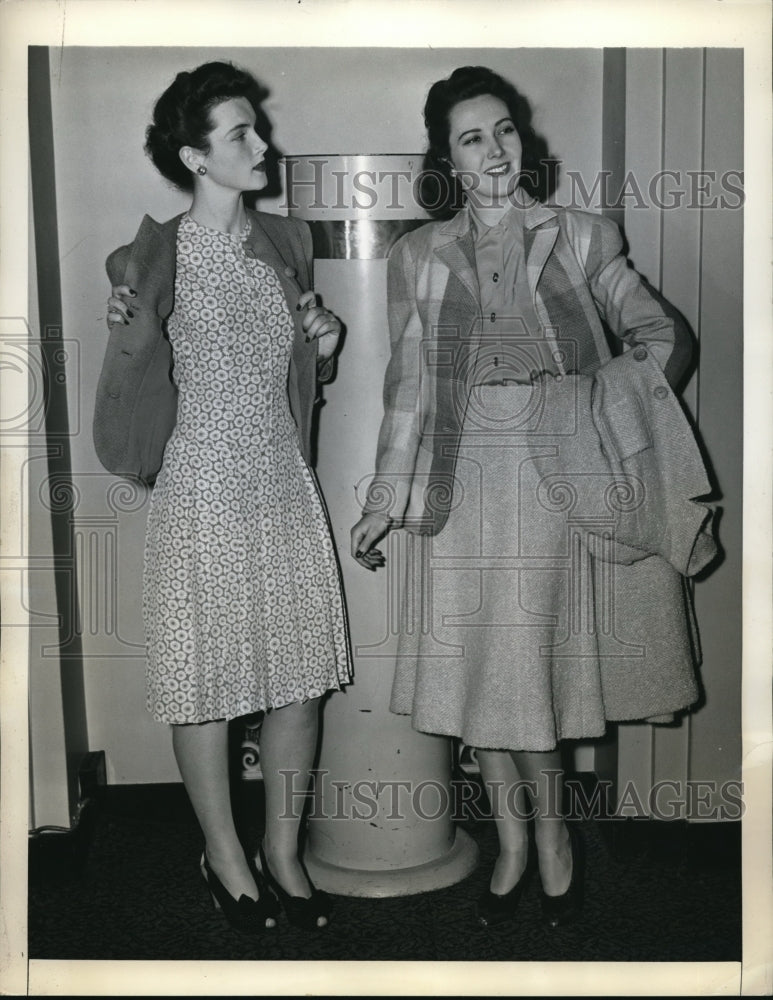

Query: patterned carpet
[{"left": 28, "top": 777, "right": 741, "bottom": 965}]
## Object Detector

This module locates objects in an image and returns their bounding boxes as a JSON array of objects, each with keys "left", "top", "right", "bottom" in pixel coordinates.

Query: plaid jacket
[{"left": 364, "top": 198, "right": 709, "bottom": 563}]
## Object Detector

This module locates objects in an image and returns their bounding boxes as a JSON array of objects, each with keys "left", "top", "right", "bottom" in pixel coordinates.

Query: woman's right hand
[
  {"left": 106, "top": 284, "right": 137, "bottom": 328},
  {"left": 350, "top": 513, "right": 390, "bottom": 571}
]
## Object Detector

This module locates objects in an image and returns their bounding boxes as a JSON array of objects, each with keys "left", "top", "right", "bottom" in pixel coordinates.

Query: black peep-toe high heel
[
  {"left": 540, "top": 823, "right": 584, "bottom": 929},
  {"left": 257, "top": 844, "right": 330, "bottom": 930},
  {"left": 476, "top": 851, "right": 534, "bottom": 928},
  {"left": 200, "top": 852, "right": 279, "bottom": 933}
]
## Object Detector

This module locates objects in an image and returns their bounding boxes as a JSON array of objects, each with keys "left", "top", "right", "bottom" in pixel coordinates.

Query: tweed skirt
[{"left": 389, "top": 380, "right": 700, "bottom": 751}]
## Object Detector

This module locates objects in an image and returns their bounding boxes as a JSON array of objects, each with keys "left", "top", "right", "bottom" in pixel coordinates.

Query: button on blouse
[{"left": 470, "top": 205, "right": 556, "bottom": 383}]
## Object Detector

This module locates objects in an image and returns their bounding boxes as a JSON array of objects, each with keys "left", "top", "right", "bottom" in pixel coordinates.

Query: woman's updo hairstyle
[
  {"left": 144, "top": 61, "right": 266, "bottom": 190},
  {"left": 417, "top": 65, "right": 556, "bottom": 218}
]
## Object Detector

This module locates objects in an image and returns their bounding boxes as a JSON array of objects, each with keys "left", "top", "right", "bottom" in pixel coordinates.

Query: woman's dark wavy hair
[
  {"left": 144, "top": 61, "right": 267, "bottom": 191},
  {"left": 417, "top": 65, "right": 557, "bottom": 219}
]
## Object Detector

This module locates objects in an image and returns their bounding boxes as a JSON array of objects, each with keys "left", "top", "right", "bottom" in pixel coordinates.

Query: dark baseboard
[
  {"left": 27, "top": 776, "right": 261, "bottom": 884},
  {"left": 28, "top": 751, "right": 108, "bottom": 888},
  {"left": 598, "top": 813, "right": 742, "bottom": 868},
  {"left": 28, "top": 796, "right": 100, "bottom": 888},
  {"left": 97, "top": 781, "right": 194, "bottom": 822}
]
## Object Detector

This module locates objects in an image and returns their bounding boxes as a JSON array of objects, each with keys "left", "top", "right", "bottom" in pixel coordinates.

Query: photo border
[{"left": 2, "top": 1, "right": 771, "bottom": 995}]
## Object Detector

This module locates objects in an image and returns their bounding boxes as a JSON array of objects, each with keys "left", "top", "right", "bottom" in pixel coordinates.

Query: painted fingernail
[
  {"left": 355, "top": 550, "right": 363, "bottom": 558},
  {"left": 127, "top": 310, "right": 134, "bottom": 318},
  {"left": 129, "top": 289, "right": 137, "bottom": 296}
]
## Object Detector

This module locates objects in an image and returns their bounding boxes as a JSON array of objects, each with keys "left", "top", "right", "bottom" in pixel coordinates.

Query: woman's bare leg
[
  {"left": 258, "top": 696, "right": 325, "bottom": 921},
  {"left": 511, "top": 749, "right": 572, "bottom": 896},
  {"left": 172, "top": 719, "right": 269, "bottom": 911},
  {"left": 476, "top": 748, "right": 532, "bottom": 894}
]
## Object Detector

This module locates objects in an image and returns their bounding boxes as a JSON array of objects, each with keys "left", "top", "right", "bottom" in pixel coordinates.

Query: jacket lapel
[
  {"left": 244, "top": 213, "right": 305, "bottom": 310},
  {"left": 126, "top": 213, "right": 182, "bottom": 319},
  {"left": 244, "top": 212, "right": 315, "bottom": 428},
  {"left": 522, "top": 199, "right": 559, "bottom": 305}
]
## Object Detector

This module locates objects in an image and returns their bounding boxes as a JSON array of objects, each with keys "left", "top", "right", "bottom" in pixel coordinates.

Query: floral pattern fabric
[{"left": 143, "top": 214, "right": 351, "bottom": 723}]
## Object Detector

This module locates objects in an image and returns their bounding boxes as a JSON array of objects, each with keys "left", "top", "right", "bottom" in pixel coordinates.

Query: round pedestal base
[{"left": 303, "top": 825, "right": 479, "bottom": 898}]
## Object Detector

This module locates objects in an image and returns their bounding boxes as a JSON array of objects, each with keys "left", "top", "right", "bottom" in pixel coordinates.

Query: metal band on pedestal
[{"left": 306, "top": 218, "right": 427, "bottom": 260}]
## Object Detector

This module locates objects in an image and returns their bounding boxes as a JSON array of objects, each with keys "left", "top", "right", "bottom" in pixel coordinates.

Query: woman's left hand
[{"left": 298, "top": 290, "right": 341, "bottom": 360}]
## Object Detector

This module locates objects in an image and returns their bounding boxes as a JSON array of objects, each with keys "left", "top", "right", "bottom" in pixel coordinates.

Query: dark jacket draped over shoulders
[{"left": 93, "top": 208, "right": 331, "bottom": 484}]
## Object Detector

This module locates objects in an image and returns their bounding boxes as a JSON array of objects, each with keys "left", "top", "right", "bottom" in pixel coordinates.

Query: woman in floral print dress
[{"left": 100, "top": 61, "right": 352, "bottom": 933}]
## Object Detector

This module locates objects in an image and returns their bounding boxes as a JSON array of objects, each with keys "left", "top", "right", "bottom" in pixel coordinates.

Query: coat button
[
  {"left": 492, "top": 272, "right": 499, "bottom": 282},
  {"left": 490, "top": 312, "right": 496, "bottom": 323},
  {"left": 654, "top": 385, "right": 669, "bottom": 400},
  {"left": 633, "top": 347, "right": 648, "bottom": 361}
]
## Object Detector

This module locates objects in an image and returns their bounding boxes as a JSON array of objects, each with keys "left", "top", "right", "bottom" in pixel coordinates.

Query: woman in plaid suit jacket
[{"left": 351, "top": 66, "right": 716, "bottom": 932}]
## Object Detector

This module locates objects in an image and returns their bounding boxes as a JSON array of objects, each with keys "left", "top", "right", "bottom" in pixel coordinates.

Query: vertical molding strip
[
  {"left": 28, "top": 46, "right": 89, "bottom": 823},
  {"left": 653, "top": 48, "right": 705, "bottom": 809},
  {"left": 687, "top": 47, "right": 744, "bottom": 817},
  {"left": 601, "top": 48, "right": 627, "bottom": 232},
  {"left": 593, "top": 48, "right": 628, "bottom": 797},
  {"left": 659, "top": 49, "right": 667, "bottom": 294},
  {"left": 684, "top": 47, "right": 708, "bottom": 788},
  {"left": 696, "top": 48, "right": 707, "bottom": 429},
  {"left": 616, "top": 49, "right": 666, "bottom": 813}
]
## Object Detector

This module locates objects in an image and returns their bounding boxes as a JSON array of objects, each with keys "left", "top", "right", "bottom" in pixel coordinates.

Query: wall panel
[{"left": 619, "top": 48, "right": 743, "bottom": 818}]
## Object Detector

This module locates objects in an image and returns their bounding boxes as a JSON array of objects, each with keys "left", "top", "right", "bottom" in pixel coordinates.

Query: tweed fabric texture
[
  {"left": 389, "top": 383, "right": 700, "bottom": 751},
  {"left": 591, "top": 352, "right": 716, "bottom": 576},
  {"left": 383, "top": 200, "right": 709, "bottom": 750}
]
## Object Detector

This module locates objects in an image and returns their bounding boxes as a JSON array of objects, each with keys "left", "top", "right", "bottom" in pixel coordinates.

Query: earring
[{"left": 197, "top": 165, "right": 207, "bottom": 176}]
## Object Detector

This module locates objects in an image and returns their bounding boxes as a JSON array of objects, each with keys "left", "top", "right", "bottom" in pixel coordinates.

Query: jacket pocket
[{"left": 600, "top": 396, "right": 653, "bottom": 462}]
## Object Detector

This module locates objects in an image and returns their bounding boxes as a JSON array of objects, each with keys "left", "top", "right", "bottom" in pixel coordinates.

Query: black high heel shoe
[
  {"left": 476, "top": 851, "right": 534, "bottom": 928},
  {"left": 200, "top": 852, "right": 279, "bottom": 933},
  {"left": 540, "top": 823, "right": 584, "bottom": 929},
  {"left": 257, "top": 844, "right": 330, "bottom": 930}
]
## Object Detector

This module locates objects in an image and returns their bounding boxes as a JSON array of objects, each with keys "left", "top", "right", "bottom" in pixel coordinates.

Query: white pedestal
[{"left": 300, "top": 245, "right": 479, "bottom": 896}]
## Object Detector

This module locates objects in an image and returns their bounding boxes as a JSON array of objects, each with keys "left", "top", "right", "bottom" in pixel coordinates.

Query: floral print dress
[{"left": 143, "top": 214, "right": 351, "bottom": 724}]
